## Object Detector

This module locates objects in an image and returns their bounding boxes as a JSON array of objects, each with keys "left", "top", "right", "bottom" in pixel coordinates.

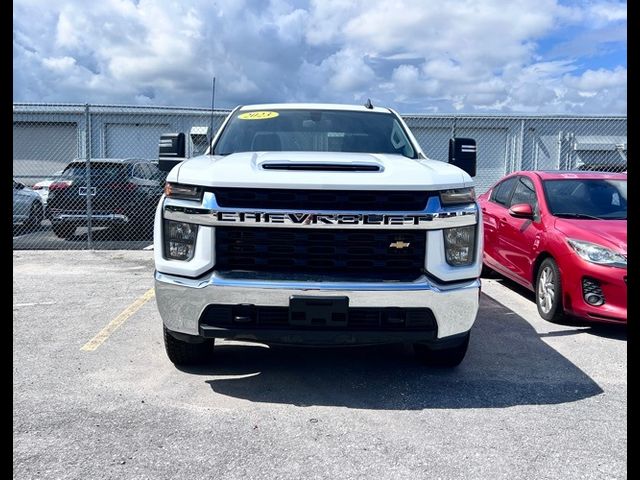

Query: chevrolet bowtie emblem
[{"left": 389, "top": 241, "right": 411, "bottom": 249}]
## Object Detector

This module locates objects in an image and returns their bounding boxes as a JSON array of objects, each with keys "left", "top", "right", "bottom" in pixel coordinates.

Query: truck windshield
[{"left": 213, "top": 109, "right": 416, "bottom": 158}]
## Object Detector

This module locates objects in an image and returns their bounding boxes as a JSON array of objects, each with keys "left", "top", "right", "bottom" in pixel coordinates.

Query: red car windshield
[{"left": 542, "top": 178, "right": 627, "bottom": 220}]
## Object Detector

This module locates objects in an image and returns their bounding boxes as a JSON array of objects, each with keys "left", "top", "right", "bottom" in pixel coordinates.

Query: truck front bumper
[{"left": 155, "top": 270, "right": 480, "bottom": 345}]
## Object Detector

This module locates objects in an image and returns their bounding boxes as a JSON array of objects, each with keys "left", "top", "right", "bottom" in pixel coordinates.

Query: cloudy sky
[{"left": 13, "top": 0, "right": 626, "bottom": 113}]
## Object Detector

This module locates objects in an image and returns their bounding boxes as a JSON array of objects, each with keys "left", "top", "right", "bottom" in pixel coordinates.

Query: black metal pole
[{"left": 209, "top": 76, "right": 216, "bottom": 150}]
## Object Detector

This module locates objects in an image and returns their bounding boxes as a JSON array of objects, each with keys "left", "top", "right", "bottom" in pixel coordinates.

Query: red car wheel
[{"left": 536, "top": 258, "right": 566, "bottom": 323}]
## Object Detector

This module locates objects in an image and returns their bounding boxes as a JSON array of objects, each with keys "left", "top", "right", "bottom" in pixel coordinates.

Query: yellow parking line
[{"left": 80, "top": 288, "right": 155, "bottom": 352}]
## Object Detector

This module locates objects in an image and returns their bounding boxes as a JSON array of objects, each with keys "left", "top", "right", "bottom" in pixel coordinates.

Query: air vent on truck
[{"left": 261, "top": 163, "right": 381, "bottom": 172}]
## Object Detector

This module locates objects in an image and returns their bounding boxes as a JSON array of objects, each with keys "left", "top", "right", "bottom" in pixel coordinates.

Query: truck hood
[{"left": 171, "top": 152, "right": 473, "bottom": 190}]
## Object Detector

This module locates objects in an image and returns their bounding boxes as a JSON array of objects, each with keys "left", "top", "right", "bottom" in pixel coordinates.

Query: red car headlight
[{"left": 567, "top": 239, "right": 626, "bottom": 268}]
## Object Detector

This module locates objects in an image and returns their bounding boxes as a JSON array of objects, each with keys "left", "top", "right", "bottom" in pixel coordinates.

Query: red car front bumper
[{"left": 559, "top": 256, "right": 627, "bottom": 324}]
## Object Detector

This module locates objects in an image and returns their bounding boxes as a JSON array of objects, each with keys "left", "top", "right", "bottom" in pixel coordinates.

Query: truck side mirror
[
  {"left": 448, "top": 138, "right": 477, "bottom": 177},
  {"left": 158, "top": 133, "right": 186, "bottom": 172}
]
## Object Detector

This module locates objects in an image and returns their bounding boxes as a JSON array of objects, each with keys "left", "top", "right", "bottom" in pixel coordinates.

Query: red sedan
[{"left": 478, "top": 171, "right": 627, "bottom": 324}]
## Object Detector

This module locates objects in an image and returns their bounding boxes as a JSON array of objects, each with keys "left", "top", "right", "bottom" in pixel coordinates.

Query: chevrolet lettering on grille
[
  {"left": 215, "top": 212, "right": 437, "bottom": 226},
  {"left": 162, "top": 205, "right": 478, "bottom": 230}
]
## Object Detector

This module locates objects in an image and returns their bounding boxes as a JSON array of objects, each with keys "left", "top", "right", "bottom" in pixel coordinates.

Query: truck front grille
[
  {"left": 209, "top": 188, "right": 432, "bottom": 211},
  {"left": 215, "top": 227, "right": 426, "bottom": 279}
]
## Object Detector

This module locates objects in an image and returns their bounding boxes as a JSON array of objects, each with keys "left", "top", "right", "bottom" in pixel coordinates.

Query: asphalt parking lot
[
  {"left": 12, "top": 220, "right": 152, "bottom": 250},
  {"left": 13, "top": 251, "right": 626, "bottom": 480}
]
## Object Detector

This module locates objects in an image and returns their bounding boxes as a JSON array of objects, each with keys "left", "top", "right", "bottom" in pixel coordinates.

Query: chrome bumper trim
[
  {"left": 155, "top": 270, "right": 480, "bottom": 340},
  {"left": 51, "top": 214, "right": 129, "bottom": 222}
]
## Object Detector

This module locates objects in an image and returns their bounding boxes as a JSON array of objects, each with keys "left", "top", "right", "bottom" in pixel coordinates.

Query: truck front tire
[
  {"left": 163, "top": 326, "right": 214, "bottom": 365},
  {"left": 414, "top": 332, "right": 470, "bottom": 367}
]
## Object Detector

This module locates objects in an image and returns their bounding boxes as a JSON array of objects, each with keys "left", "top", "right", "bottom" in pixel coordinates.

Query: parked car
[
  {"left": 47, "top": 158, "right": 166, "bottom": 239},
  {"left": 478, "top": 170, "right": 627, "bottom": 324},
  {"left": 13, "top": 179, "right": 44, "bottom": 230},
  {"left": 32, "top": 170, "right": 64, "bottom": 211}
]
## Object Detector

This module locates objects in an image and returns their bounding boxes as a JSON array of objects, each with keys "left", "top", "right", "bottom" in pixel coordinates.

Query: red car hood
[{"left": 554, "top": 218, "right": 627, "bottom": 253}]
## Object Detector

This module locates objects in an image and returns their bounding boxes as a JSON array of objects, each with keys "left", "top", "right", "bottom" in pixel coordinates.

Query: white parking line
[{"left": 14, "top": 301, "right": 57, "bottom": 307}]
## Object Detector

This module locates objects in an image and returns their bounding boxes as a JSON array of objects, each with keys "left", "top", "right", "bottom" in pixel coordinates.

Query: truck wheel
[
  {"left": 414, "top": 333, "right": 470, "bottom": 367},
  {"left": 535, "top": 258, "right": 566, "bottom": 323},
  {"left": 52, "top": 223, "right": 76, "bottom": 239},
  {"left": 163, "top": 326, "right": 214, "bottom": 366}
]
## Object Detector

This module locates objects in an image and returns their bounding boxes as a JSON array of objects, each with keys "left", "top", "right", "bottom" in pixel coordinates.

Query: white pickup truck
[{"left": 153, "top": 103, "right": 482, "bottom": 367}]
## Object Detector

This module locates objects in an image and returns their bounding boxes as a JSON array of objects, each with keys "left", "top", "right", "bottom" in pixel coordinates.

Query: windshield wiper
[{"left": 554, "top": 212, "right": 603, "bottom": 220}]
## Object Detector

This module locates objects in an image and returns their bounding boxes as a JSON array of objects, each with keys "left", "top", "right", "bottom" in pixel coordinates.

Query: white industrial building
[{"left": 13, "top": 103, "right": 627, "bottom": 193}]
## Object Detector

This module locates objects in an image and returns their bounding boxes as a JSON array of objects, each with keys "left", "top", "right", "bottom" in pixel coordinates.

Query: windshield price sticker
[{"left": 238, "top": 111, "right": 279, "bottom": 120}]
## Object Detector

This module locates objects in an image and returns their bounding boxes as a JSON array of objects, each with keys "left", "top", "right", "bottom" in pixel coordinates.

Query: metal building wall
[
  {"left": 402, "top": 114, "right": 627, "bottom": 193},
  {"left": 13, "top": 104, "right": 229, "bottom": 184},
  {"left": 13, "top": 103, "right": 627, "bottom": 193}
]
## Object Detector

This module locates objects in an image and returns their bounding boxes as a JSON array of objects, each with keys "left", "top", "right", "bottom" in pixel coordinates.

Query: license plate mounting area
[{"left": 289, "top": 296, "right": 349, "bottom": 327}]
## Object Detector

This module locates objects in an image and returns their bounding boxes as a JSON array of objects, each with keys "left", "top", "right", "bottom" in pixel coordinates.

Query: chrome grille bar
[{"left": 162, "top": 192, "right": 478, "bottom": 230}]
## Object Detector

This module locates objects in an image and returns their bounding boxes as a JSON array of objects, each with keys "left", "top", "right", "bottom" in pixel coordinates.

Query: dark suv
[{"left": 48, "top": 158, "right": 166, "bottom": 239}]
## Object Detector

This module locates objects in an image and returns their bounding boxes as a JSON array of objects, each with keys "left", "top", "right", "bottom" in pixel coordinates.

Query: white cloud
[
  {"left": 272, "top": 7, "right": 310, "bottom": 44},
  {"left": 564, "top": 66, "right": 627, "bottom": 91},
  {"left": 305, "top": 0, "right": 364, "bottom": 45},
  {"left": 588, "top": 1, "right": 627, "bottom": 24},
  {"left": 42, "top": 56, "right": 76, "bottom": 71},
  {"left": 13, "top": 0, "right": 627, "bottom": 113},
  {"left": 322, "top": 49, "right": 377, "bottom": 92},
  {"left": 555, "top": 1, "right": 626, "bottom": 27}
]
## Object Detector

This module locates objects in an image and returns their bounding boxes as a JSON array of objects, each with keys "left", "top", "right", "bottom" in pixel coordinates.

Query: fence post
[
  {"left": 85, "top": 104, "right": 93, "bottom": 249},
  {"left": 518, "top": 119, "right": 525, "bottom": 173},
  {"left": 557, "top": 130, "right": 564, "bottom": 170}
]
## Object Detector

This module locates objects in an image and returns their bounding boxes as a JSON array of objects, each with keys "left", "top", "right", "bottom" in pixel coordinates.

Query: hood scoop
[{"left": 261, "top": 161, "right": 382, "bottom": 172}]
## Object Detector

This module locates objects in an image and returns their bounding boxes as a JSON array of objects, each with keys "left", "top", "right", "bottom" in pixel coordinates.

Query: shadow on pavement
[
  {"left": 537, "top": 324, "right": 627, "bottom": 341},
  {"left": 179, "top": 294, "right": 605, "bottom": 410}
]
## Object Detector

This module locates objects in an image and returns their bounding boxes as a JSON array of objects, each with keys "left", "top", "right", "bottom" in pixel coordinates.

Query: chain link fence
[
  {"left": 403, "top": 114, "right": 627, "bottom": 193},
  {"left": 13, "top": 103, "right": 626, "bottom": 250}
]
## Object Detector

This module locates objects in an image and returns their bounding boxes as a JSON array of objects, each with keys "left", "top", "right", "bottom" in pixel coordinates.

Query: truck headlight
[
  {"left": 443, "top": 225, "right": 476, "bottom": 266},
  {"left": 440, "top": 187, "right": 475, "bottom": 205},
  {"left": 567, "top": 239, "right": 626, "bottom": 268},
  {"left": 164, "top": 220, "right": 198, "bottom": 261},
  {"left": 164, "top": 182, "right": 202, "bottom": 200}
]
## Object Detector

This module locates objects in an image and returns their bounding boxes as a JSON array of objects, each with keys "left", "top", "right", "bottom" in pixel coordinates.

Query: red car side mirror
[{"left": 509, "top": 203, "right": 534, "bottom": 219}]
